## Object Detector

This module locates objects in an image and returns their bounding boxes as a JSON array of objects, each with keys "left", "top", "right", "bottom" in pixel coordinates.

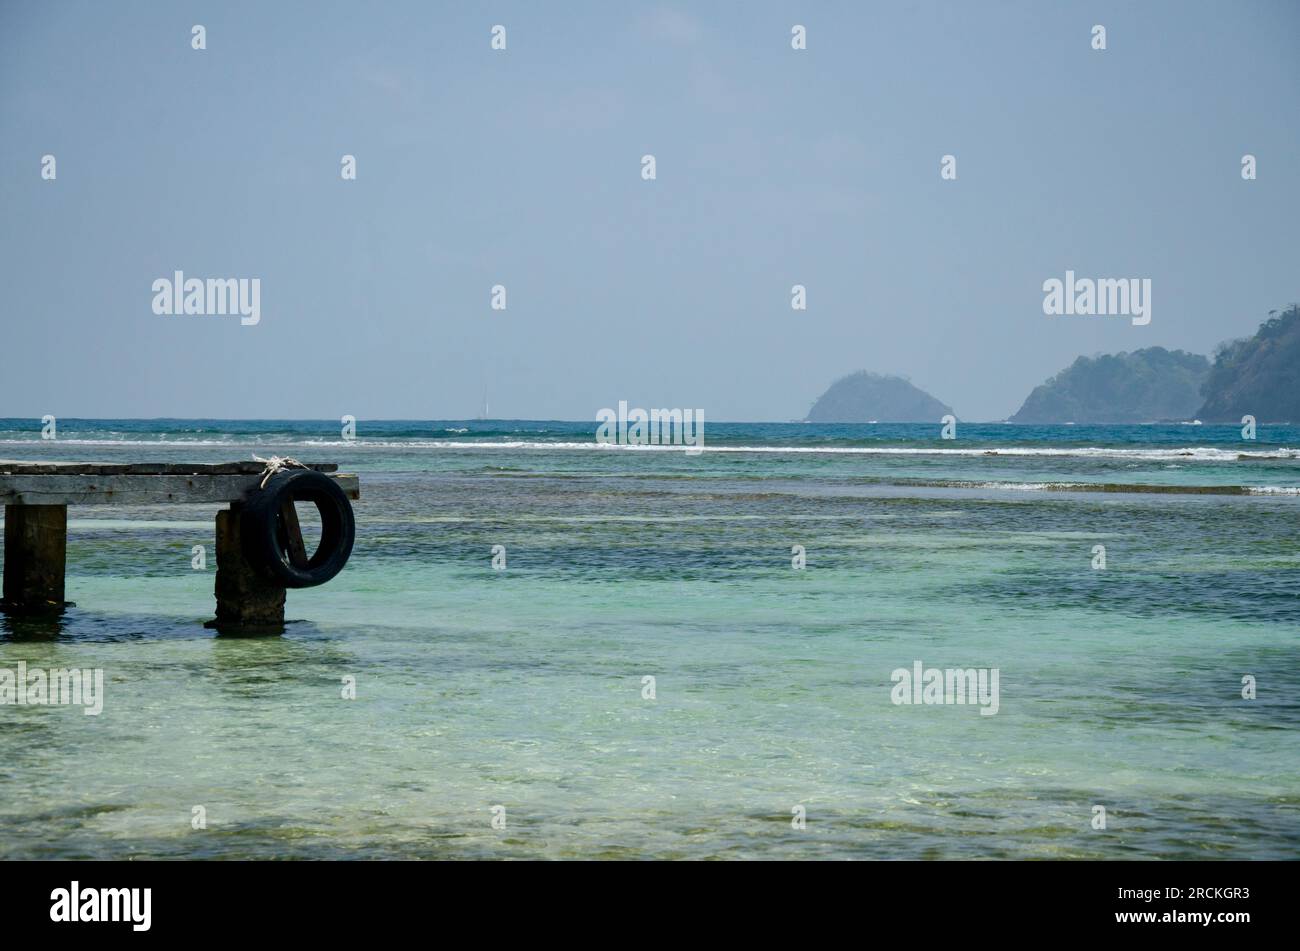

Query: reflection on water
[{"left": 1, "top": 609, "right": 67, "bottom": 641}]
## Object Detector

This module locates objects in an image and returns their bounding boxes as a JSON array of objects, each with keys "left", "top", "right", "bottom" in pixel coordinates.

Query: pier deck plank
[
  {"left": 0, "top": 462, "right": 358, "bottom": 505},
  {"left": 0, "top": 461, "right": 338, "bottom": 475}
]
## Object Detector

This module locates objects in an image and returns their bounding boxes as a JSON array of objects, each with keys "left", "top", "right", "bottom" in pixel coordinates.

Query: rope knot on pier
[{"left": 252, "top": 455, "right": 307, "bottom": 489}]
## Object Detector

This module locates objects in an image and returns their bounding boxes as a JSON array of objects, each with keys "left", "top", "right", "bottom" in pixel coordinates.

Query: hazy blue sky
[{"left": 2, "top": 1, "right": 1297, "bottom": 421}]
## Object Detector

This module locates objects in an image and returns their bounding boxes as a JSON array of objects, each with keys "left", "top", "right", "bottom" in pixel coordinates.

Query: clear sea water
[{"left": 1, "top": 418, "right": 1297, "bottom": 859}]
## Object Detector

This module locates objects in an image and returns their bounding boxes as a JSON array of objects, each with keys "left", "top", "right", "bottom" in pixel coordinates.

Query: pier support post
[
  {"left": 1, "top": 504, "right": 68, "bottom": 614},
  {"left": 206, "top": 502, "right": 285, "bottom": 634}
]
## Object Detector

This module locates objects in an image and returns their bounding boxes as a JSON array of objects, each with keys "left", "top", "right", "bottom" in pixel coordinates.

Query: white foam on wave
[
  {"left": 927, "top": 481, "right": 1300, "bottom": 495},
  {"left": 2, "top": 437, "right": 1297, "bottom": 462},
  {"left": 290, "top": 439, "right": 1300, "bottom": 462}
]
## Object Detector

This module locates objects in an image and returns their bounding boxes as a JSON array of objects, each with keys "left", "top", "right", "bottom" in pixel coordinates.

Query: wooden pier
[{"left": 0, "top": 461, "right": 359, "bottom": 633}]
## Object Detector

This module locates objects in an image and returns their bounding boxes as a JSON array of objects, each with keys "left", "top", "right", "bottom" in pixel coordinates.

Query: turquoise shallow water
[{"left": 1, "top": 420, "right": 1297, "bottom": 859}]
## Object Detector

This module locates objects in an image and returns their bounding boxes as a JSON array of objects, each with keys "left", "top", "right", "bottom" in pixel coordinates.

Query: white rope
[{"left": 252, "top": 454, "right": 307, "bottom": 489}]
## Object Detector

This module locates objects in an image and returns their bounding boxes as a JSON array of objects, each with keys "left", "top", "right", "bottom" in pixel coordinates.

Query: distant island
[
  {"left": 1009, "top": 347, "right": 1210, "bottom": 424},
  {"left": 805, "top": 371, "right": 954, "bottom": 422},
  {"left": 1196, "top": 304, "right": 1300, "bottom": 423},
  {"left": 803, "top": 305, "right": 1296, "bottom": 425}
]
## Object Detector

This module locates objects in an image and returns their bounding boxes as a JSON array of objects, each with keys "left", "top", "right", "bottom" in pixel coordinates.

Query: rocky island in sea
[
  {"left": 805, "top": 371, "right": 955, "bottom": 422},
  {"left": 1009, "top": 347, "right": 1210, "bottom": 424},
  {"left": 1006, "top": 304, "right": 1299, "bottom": 424},
  {"left": 1196, "top": 304, "right": 1300, "bottom": 423}
]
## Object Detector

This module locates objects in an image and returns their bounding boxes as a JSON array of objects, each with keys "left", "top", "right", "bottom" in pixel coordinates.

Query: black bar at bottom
[{"left": 0, "top": 859, "right": 1284, "bottom": 938}]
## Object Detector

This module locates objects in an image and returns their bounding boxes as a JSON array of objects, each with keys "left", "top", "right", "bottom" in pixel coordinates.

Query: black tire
[{"left": 241, "top": 469, "right": 355, "bottom": 589}]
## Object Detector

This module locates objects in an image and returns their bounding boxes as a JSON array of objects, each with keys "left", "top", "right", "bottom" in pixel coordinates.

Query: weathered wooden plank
[
  {"left": 0, "top": 460, "right": 338, "bottom": 476},
  {"left": 0, "top": 473, "right": 359, "bottom": 505}
]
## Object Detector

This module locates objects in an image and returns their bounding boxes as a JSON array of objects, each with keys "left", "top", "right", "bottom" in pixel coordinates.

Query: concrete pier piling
[
  {"left": 1, "top": 503, "right": 68, "bottom": 613},
  {"left": 206, "top": 503, "right": 287, "bottom": 633}
]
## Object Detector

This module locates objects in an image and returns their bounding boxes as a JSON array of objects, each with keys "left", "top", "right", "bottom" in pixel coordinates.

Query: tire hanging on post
[{"left": 241, "top": 469, "right": 355, "bottom": 588}]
